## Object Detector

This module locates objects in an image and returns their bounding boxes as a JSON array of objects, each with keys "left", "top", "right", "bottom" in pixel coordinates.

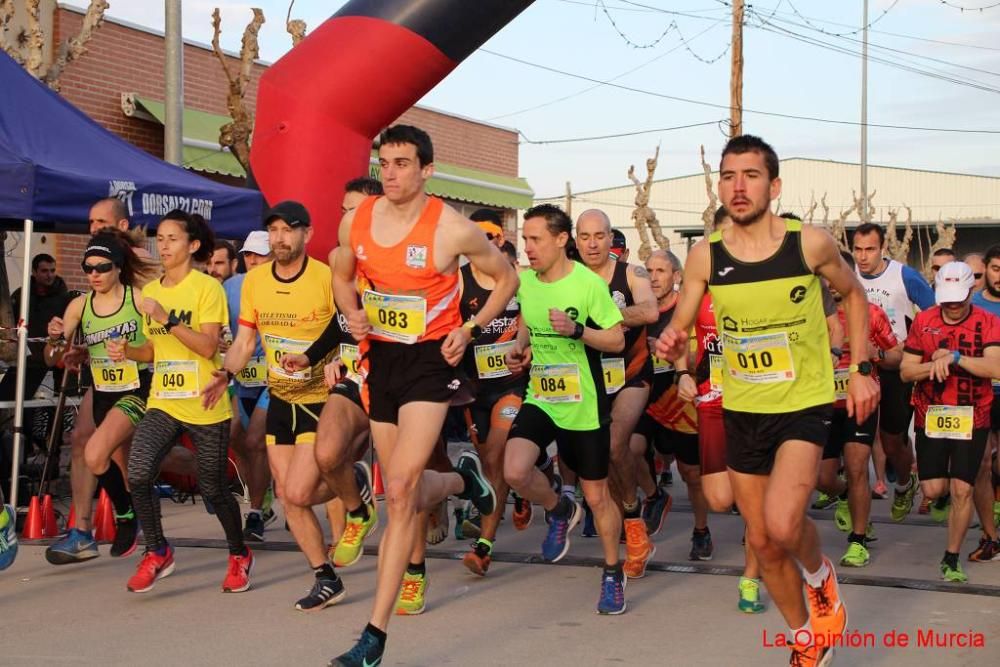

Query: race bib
[
  {"left": 925, "top": 405, "right": 973, "bottom": 441},
  {"left": 339, "top": 343, "right": 363, "bottom": 384},
  {"left": 363, "top": 290, "right": 427, "bottom": 344},
  {"left": 992, "top": 378, "right": 1000, "bottom": 389},
  {"left": 833, "top": 367, "right": 850, "bottom": 401},
  {"left": 153, "top": 360, "right": 199, "bottom": 399},
  {"left": 236, "top": 355, "right": 267, "bottom": 388},
  {"left": 602, "top": 357, "right": 625, "bottom": 394},
  {"left": 709, "top": 354, "right": 724, "bottom": 392},
  {"left": 474, "top": 341, "right": 515, "bottom": 380},
  {"left": 722, "top": 332, "right": 795, "bottom": 384},
  {"left": 530, "top": 363, "right": 582, "bottom": 403},
  {"left": 91, "top": 357, "right": 140, "bottom": 393},
  {"left": 652, "top": 354, "right": 673, "bottom": 375},
  {"left": 263, "top": 334, "right": 312, "bottom": 381}
]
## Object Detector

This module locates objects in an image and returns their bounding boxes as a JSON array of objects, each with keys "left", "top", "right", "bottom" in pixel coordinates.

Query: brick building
[{"left": 5, "top": 2, "right": 531, "bottom": 291}]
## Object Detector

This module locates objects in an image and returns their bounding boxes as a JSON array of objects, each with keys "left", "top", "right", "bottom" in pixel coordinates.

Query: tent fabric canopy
[{"left": 0, "top": 51, "right": 263, "bottom": 237}]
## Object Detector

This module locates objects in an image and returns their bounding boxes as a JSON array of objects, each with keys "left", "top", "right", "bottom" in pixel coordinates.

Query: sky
[{"left": 93, "top": 0, "right": 1000, "bottom": 200}]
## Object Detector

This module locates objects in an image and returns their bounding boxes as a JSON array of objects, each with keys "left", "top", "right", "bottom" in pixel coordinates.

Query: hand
[
  {"left": 201, "top": 370, "right": 230, "bottom": 409},
  {"left": 218, "top": 333, "right": 231, "bottom": 354},
  {"left": 141, "top": 297, "right": 168, "bottom": 325},
  {"left": 505, "top": 344, "right": 532, "bottom": 374},
  {"left": 440, "top": 326, "right": 472, "bottom": 367},
  {"left": 105, "top": 337, "right": 127, "bottom": 363},
  {"left": 47, "top": 316, "right": 65, "bottom": 339},
  {"left": 323, "top": 359, "right": 343, "bottom": 388},
  {"left": 930, "top": 348, "right": 952, "bottom": 362},
  {"left": 281, "top": 353, "right": 310, "bottom": 374},
  {"left": 548, "top": 308, "right": 577, "bottom": 337},
  {"left": 846, "top": 371, "right": 880, "bottom": 422},
  {"left": 929, "top": 355, "right": 952, "bottom": 382},
  {"left": 62, "top": 344, "right": 88, "bottom": 372},
  {"left": 677, "top": 373, "right": 697, "bottom": 403},
  {"left": 347, "top": 309, "right": 371, "bottom": 342},
  {"left": 655, "top": 327, "right": 690, "bottom": 363}
]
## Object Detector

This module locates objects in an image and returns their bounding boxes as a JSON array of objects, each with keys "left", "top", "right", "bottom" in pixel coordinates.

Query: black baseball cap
[
  {"left": 263, "top": 200, "right": 311, "bottom": 228},
  {"left": 611, "top": 228, "right": 627, "bottom": 249}
]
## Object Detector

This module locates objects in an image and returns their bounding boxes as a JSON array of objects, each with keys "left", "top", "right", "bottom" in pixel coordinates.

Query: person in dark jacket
[{"left": 11, "top": 254, "right": 75, "bottom": 367}]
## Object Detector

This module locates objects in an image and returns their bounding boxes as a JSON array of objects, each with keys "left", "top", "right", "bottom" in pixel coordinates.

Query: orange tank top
[{"left": 349, "top": 195, "right": 461, "bottom": 344}]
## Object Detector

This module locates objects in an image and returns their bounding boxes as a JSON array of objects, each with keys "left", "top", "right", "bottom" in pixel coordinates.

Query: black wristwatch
[
  {"left": 463, "top": 320, "right": 483, "bottom": 340},
  {"left": 163, "top": 312, "right": 181, "bottom": 332},
  {"left": 850, "top": 361, "right": 874, "bottom": 376},
  {"left": 569, "top": 322, "right": 585, "bottom": 340}
]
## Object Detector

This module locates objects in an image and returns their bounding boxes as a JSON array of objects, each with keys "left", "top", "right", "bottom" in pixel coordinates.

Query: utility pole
[
  {"left": 860, "top": 0, "right": 870, "bottom": 222},
  {"left": 730, "top": 0, "right": 744, "bottom": 137},
  {"left": 164, "top": 0, "right": 184, "bottom": 166},
  {"left": 565, "top": 181, "right": 572, "bottom": 216}
]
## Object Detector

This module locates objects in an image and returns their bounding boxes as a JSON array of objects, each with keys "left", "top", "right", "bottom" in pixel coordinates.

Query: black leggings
[{"left": 128, "top": 409, "right": 244, "bottom": 554}]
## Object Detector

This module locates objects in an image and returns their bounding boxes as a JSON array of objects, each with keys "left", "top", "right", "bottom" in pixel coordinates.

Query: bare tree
[
  {"left": 699, "top": 145, "right": 718, "bottom": 237},
  {"left": 628, "top": 146, "right": 669, "bottom": 261},
  {"left": 286, "top": 0, "right": 306, "bottom": 46},
  {"left": 922, "top": 215, "right": 958, "bottom": 279},
  {"left": 803, "top": 193, "right": 818, "bottom": 225},
  {"left": 885, "top": 204, "right": 914, "bottom": 264},
  {"left": 210, "top": 7, "right": 265, "bottom": 174}
]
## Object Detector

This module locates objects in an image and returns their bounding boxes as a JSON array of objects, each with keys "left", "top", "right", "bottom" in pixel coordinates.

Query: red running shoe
[
  {"left": 127, "top": 546, "right": 175, "bottom": 593},
  {"left": 222, "top": 547, "right": 254, "bottom": 593}
]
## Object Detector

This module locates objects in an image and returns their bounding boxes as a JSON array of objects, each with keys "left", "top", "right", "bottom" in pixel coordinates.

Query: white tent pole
[{"left": 9, "top": 218, "right": 33, "bottom": 511}]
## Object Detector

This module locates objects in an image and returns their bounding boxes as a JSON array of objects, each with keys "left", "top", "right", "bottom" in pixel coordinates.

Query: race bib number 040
[{"left": 153, "top": 360, "right": 199, "bottom": 399}]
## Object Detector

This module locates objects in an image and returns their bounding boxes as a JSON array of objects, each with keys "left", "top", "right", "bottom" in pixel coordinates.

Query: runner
[
  {"left": 971, "top": 244, "right": 1000, "bottom": 543},
  {"left": 221, "top": 230, "right": 275, "bottom": 541},
  {"left": 43, "top": 232, "right": 155, "bottom": 564},
  {"left": 328, "top": 125, "right": 514, "bottom": 667},
  {"left": 854, "top": 222, "right": 935, "bottom": 515},
  {"left": 503, "top": 204, "right": 628, "bottom": 614},
  {"left": 576, "top": 209, "right": 659, "bottom": 578},
  {"left": 657, "top": 135, "right": 878, "bottom": 666},
  {"left": 0, "top": 492, "right": 15, "bottom": 571},
  {"left": 900, "top": 261, "right": 1000, "bottom": 580},
  {"left": 108, "top": 209, "right": 251, "bottom": 594},
  {"left": 207, "top": 240, "right": 237, "bottom": 283},
  {"left": 470, "top": 208, "right": 505, "bottom": 249}
]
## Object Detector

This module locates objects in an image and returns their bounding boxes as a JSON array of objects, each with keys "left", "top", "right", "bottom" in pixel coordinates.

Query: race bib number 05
[
  {"left": 264, "top": 334, "right": 312, "bottom": 381},
  {"left": 925, "top": 405, "right": 973, "bottom": 441},
  {"left": 602, "top": 357, "right": 625, "bottom": 394},
  {"left": 474, "top": 341, "right": 515, "bottom": 380},
  {"left": 237, "top": 355, "right": 267, "bottom": 388},
  {"left": 722, "top": 332, "right": 795, "bottom": 384},
  {"left": 91, "top": 357, "right": 140, "bottom": 393},
  {"left": 363, "top": 290, "right": 427, "bottom": 344},
  {"left": 153, "top": 360, "right": 199, "bottom": 399},
  {"left": 530, "top": 363, "right": 582, "bottom": 403}
]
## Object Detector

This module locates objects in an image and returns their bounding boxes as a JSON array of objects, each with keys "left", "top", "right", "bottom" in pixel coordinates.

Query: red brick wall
[
  {"left": 55, "top": 234, "right": 91, "bottom": 293},
  {"left": 394, "top": 107, "right": 519, "bottom": 177}
]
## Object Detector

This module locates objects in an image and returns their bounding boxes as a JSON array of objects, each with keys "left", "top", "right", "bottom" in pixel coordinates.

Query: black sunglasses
[
  {"left": 81, "top": 261, "right": 114, "bottom": 274},
  {"left": 974, "top": 272, "right": 984, "bottom": 280}
]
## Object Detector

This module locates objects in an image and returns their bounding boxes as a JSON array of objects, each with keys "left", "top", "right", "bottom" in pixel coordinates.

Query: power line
[
  {"left": 595, "top": 0, "right": 677, "bottom": 48},
  {"left": 479, "top": 48, "right": 1000, "bottom": 134},
  {"left": 783, "top": 0, "right": 901, "bottom": 37},
  {"left": 937, "top": 0, "right": 1000, "bottom": 11},
  {"left": 518, "top": 120, "right": 724, "bottom": 144}
]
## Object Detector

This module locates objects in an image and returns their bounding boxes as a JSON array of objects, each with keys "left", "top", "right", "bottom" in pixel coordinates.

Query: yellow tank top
[{"left": 707, "top": 219, "right": 833, "bottom": 413}]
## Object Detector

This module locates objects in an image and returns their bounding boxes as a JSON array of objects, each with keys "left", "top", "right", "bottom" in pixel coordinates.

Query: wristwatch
[
  {"left": 570, "top": 322, "right": 585, "bottom": 340},
  {"left": 849, "top": 361, "right": 874, "bottom": 376},
  {"left": 462, "top": 320, "right": 483, "bottom": 340},
  {"left": 163, "top": 312, "right": 181, "bottom": 332}
]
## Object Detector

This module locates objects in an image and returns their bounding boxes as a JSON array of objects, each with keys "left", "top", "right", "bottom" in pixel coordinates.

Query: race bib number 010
[
  {"left": 153, "top": 360, "right": 199, "bottom": 399},
  {"left": 722, "top": 332, "right": 795, "bottom": 384},
  {"left": 474, "top": 341, "right": 515, "bottom": 380},
  {"left": 602, "top": 357, "right": 625, "bottom": 394},
  {"left": 91, "top": 357, "right": 141, "bottom": 393},
  {"left": 363, "top": 290, "right": 427, "bottom": 344},
  {"left": 237, "top": 355, "right": 267, "bottom": 388},
  {"left": 530, "top": 363, "right": 582, "bottom": 403},
  {"left": 925, "top": 405, "right": 973, "bottom": 441}
]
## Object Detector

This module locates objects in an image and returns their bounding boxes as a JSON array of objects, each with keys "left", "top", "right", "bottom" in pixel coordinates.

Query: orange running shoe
[
  {"left": 512, "top": 494, "right": 533, "bottom": 531},
  {"left": 789, "top": 641, "right": 834, "bottom": 667},
  {"left": 804, "top": 557, "right": 847, "bottom": 640},
  {"left": 622, "top": 517, "right": 655, "bottom": 578}
]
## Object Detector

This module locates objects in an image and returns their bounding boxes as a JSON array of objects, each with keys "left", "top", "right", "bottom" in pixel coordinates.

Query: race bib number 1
[
  {"left": 91, "top": 357, "right": 141, "bottom": 393},
  {"left": 363, "top": 290, "right": 427, "bottom": 344},
  {"left": 602, "top": 357, "right": 625, "bottom": 394},
  {"left": 237, "top": 355, "right": 267, "bottom": 388},
  {"left": 722, "top": 332, "right": 795, "bottom": 384},
  {"left": 474, "top": 341, "right": 515, "bottom": 380},
  {"left": 925, "top": 405, "right": 973, "bottom": 441},
  {"left": 530, "top": 364, "right": 582, "bottom": 403},
  {"left": 153, "top": 360, "right": 199, "bottom": 399}
]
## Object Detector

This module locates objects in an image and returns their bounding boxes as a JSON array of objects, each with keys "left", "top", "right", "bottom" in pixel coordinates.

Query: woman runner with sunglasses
[
  {"left": 108, "top": 209, "right": 252, "bottom": 594},
  {"left": 44, "top": 231, "right": 156, "bottom": 560}
]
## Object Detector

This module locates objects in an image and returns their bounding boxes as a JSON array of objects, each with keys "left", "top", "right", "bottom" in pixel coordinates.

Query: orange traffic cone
[
  {"left": 92, "top": 490, "right": 106, "bottom": 532},
  {"left": 94, "top": 490, "right": 117, "bottom": 542},
  {"left": 65, "top": 505, "right": 77, "bottom": 530},
  {"left": 41, "top": 494, "right": 58, "bottom": 537},
  {"left": 372, "top": 461, "right": 385, "bottom": 498},
  {"left": 21, "top": 495, "right": 44, "bottom": 539}
]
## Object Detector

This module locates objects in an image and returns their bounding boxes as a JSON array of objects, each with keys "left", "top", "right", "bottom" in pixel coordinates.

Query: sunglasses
[{"left": 81, "top": 261, "right": 114, "bottom": 274}]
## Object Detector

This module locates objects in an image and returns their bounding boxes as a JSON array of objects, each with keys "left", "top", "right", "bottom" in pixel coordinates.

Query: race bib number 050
[
  {"left": 475, "top": 341, "right": 515, "bottom": 380},
  {"left": 237, "top": 355, "right": 267, "bottom": 388}
]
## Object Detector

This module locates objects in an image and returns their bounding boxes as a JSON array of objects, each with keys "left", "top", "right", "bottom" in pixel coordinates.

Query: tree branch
[
  {"left": 211, "top": 7, "right": 265, "bottom": 174},
  {"left": 43, "top": 0, "right": 109, "bottom": 90},
  {"left": 700, "top": 144, "right": 718, "bottom": 237}
]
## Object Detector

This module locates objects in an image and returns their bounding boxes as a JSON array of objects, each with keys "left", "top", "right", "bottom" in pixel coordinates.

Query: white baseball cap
[
  {"left": 240, "top": 230, "right": 270, "bottom": 256},
  {"left": 934, "top": 261, "right": 974, "bottom": 304}
]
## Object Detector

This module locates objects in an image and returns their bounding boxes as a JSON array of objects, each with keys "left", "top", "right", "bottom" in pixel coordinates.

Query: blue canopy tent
[{"left": 0, "top": 50, "right": 264, "bottom": 511}]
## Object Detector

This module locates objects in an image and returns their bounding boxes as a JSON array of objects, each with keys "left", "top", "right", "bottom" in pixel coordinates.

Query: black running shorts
[
  {"left": 508, "top": 402, "right": 610, "bottom": 481},
  {"left": 723, "top": 404, "right": 833, "bottom": 475}
]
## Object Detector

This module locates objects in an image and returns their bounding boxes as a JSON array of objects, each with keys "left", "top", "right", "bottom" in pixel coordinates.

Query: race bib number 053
[{"left": 925, "top": 405, "right": 973, "bottom": 441}]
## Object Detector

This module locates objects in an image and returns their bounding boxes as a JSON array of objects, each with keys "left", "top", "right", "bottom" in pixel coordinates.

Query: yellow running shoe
[{"left": 395, "top": 570, "right": 427, "bottom": 615}]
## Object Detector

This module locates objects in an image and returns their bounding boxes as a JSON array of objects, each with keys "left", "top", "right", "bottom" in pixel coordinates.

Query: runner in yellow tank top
[{"left": 655, "top": 136, "right": 879, "bottom": 667}]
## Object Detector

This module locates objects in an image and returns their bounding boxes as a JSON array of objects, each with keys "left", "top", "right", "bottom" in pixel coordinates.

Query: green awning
[
  {"left": 369, "top": 155, "right": 533, "bottom": 209},
  {"left": 122, "top": 95, "right": 245, "bottom": 178}
]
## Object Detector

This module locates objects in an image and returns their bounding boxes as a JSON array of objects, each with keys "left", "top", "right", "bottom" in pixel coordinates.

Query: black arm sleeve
[{"left": 304, "top": 316, "right": 346, "bottom": 367}]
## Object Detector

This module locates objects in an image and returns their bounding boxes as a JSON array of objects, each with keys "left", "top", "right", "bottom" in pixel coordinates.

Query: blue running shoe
[
  {"left": 0, "top": 504, "right": 18, "bottom": 571},
  {"left": 597, "top": 568, "right": 627, "bottom": 615},
  {"left": 542, "top": 500, "right": 582, "bottom": 562},
  {"left": 329, "top": 626, "right": 385, "bottom": 667},
  {"left": 45, "top": 527, "right": 99, "bottom": 565}
]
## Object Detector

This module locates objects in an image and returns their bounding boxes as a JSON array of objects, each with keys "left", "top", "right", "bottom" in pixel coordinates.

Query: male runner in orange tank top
[{"left": 329, "top": 125, "right": 518, "bottom": 666}]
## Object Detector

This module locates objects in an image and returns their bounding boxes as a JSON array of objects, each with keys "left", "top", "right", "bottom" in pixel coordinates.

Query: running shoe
[
  {"left": 993, "top": 500, "right": 1000, "bottom": 529},
  {"left": 0, "top": 503, "right": 18, "bottom": 571},
  {"left": 737, "top": 576, "right": 765, "bottom": 614},
  {"left": 296, "top": 574, "right": 346, "bottom": 611},
  {"left": 512, "top": 494, "right": 533, "bottom": 530},
  {"left": 940, "top": 557, "right": 967, "bottom": 583},
  {"left": 968, "top": 535, "right": 1000, "bottom": 562},
  {"left": 127, "top": 546, "right": 175, "bottom": 593},
  {"left": 803, "top": 557, "right": 847, "bottom": 638},
  {"left": 789, "top": 642, "right": 833, "bottom": 667},
  {"left": 597, "top": 568, "right": 627, "bottom": 615},
  {"left": 930, "top": 496, "right": 950, "bottom": 523},
  {"left": 110, "top": 510, "right": 139, "bottom": 558},
  {"left": 354, "top": 461, "right": 374, "bottom": 507},
  {"left": 689, "top": 528, "right": 714, "bottom": 561},
  {"left": 45, "top": 527, "right": 99, "bottom": 565},
  {"left": 453, "top": 503, "right": 467, "bottom": 540},
  {"left": 833, "top": 499, "right": 850, "bottom": 533},
  {"left": 581, "top": 500, "right": 597, "bottom": 538},
  {"left": 918, "top": 496, "right": 931, "bottom": 515},
  {"left": 641, "top": 490, "right": 672, "bottom": 537},
  {"left": 262, "top": 485, "right": 276, "bottom": 517},
  {"left": 395, "top": 570, "right": 427, "bottom": 615},
  {"left": 659, "top": 470, "right": 673, "bottom": 487},
  {"left": 871, "top": 481, "right": 887, "bottom": 499},
  {"left": 244, "top": 512, "right": 266, "bottom": 542},
  {"left": 623, "top": 517, "right": 655, "bottom": 578},
  {"left": 865, "top": 522, "right": 877, "bottom": 542},
  {"left": 328, "top": 627, "right": 385, "bottom": 667},
  {"left": 462, "top": 506, "right": 482, "bottom": 540},
  {"left": 542, "top": 499, "right": 582, "bottom": 563},
  {"left": 334, "top": 505, "right": 378, "bottom": 568},
  {"left": 840, "top": 541, "right": 870, "bottom": 568},
  {"left": 222, "top": 548, "right": 254, "bottom": 592},
  {"left": 456, "top": 450, "right": 496, "bottom": 517},
  {"left": 886, "top": 462, "right": 897, "bottom": 485},
  {"left": 811, "top": 492, "right": 837, "bottom": 510},
  {"left": 890, "top": 473, "right": 917, "bottom": 522},
  {"left": 462, "top": 539, "right": 492, "bottom": 576},
  {"left": 426, "top": 500, "right": 448, "bottom": 545}
]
